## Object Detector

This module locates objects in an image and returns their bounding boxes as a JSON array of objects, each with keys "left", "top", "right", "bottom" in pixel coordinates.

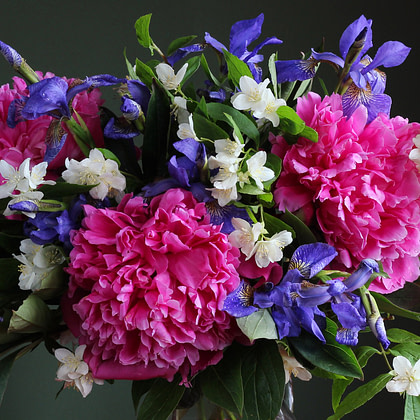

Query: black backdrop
[{"left": 0, "top": 1, "right": 419, "bottom": 419}]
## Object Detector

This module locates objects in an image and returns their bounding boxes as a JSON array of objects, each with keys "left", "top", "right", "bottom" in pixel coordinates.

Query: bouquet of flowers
[{"left": 0, "top": 12, "right": 419, "bottom": 419}]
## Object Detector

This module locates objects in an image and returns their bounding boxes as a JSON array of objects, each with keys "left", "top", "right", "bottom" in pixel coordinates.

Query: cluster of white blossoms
[
  {"left": 0, "top": 158, "right": 55, "bottom": 218},
  {"left": 208, "top": 134, "right": 275, "bottom": 206},
  {"left": 231, "top": 76, "right": 286, "bottom": 127},
  {"left": 409, "top": 134, "right": 420, "bottom": 171},
  {"left": 229, "top": 217, "right": 293, "bottom": 268},
  {"left": 155, "top": 62, "right": 188, "bottom": 91},
  {"left": 14, "top": 238, "right": 65, "bottom": 291},
  {"left": 54, "top": 345, "right": 104, "bottom": 398},
  {"left": 62, "top": 148, "right": 126, "bottom": 201}
]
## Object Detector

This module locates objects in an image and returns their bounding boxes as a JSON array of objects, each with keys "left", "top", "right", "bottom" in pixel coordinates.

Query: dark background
[{"left": 0, "top": 0, "right": 419, "bottom": 419}]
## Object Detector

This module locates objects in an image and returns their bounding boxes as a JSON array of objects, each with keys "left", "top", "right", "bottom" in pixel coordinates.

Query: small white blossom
[
  {"left": 231, "top": 76, "right": 270, "bottom": 112},
  {"left": 252, "top": 88, "right": 286, "bottom": 127},
  {"left": 24, "top": 161, "right": 55, "bottom": 190},
  {"left": 386, "top": 355, "right": 420, "bottom": 396},
  {"left": 229, "top": 218, "right": 264, "bottom": 257},
  {"left": 55, "top": 345, "right": 104, "bottom": 398},
  {"left": 177, "top": 114, "right": 198, "bottom": 140},
  {"left": 214, "top": 135, "right": 245, "bottom": 161},
  {"left": 246, "top": 151, "right": 275, "bottom": 190},
  {"left": 155, "top": 62, "right": 188, "bottom": 90},
  {"left": 409, "top": 134, "right": 420, "bottom": 171},
  {"left": 14, "top": 239, "right": 65, "bottom": 291},
  {"left": 208, "top": 185, "right": 239, "bottom": 207},
  {"left": 0, "top": 159, "right": 30, "bottom": 198},
  {"left": 62, "top": 149, "right": 126, "bottom": 201},
  {"left": 249, "top": 230, "right": 293, "bottom": 268},
  {"left": 172, "top": 96, "right": 189, "bottom": 123},
  {"left": 209, "top": 156, "right": 240, "bottom": 190},
  {"left": 280, "top": 349, "right": 312, "bottom": 384}
]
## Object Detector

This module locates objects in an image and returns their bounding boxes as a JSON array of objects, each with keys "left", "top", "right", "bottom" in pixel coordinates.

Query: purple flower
[
  {"left": 0, "top": 40, "right": 22, "bottom": 68},
  {"left": 205, "top": 13, "right": 282, "bottom": 82}
]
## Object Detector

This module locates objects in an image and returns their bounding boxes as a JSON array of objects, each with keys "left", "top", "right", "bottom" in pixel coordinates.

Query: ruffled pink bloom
[
  {"left": 271, "top": 92, "right": 420, "bottom": 293},
  {"left": 0, "top": 73, "right": 104, "bottom": 180},
  {"left": 62, "top": 188, "right": 242, "bottom": 382}
]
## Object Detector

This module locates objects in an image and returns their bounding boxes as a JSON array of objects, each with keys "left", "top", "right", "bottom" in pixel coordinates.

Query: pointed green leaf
[
  {"left": 279, "top": 81, "right": 296, "bottom": 102},
  {"left": 371, "top": 291, "right": 420, "bottom": 321},
  {"left": 223, "top": 49, "right": 253, "bottom": 88},
  {"left": 289, "top": 318, "right": 363, "bottom": 379},
  {"left": 123, "top": 48, "right": 138, "bottom": 80},
  {"left": 276, "top": 106, "right": 306, "bottom": 135},
  {"left": 200, "top": 343, "right": 244, "bottom": 415},
  {"left": 374, "top": 281, "right": 420, "bottom": 315},
  {"left": 268, "top": 53, "right": 278, "bottom": 99},
  {"left": 200, "top": 54, "right": 221, "bottom": 87},
  {"left": 0, "top": 350, "right": 19, "bottom": 406},
  {"left": 280, "top": 209, "right": 317, "bottom": 245},
  {"left": 135, "top": 58, "right": 156, "bottom": 89},
  {"left": 192, "top": 113, "right": 228, "bottom": 140},
  {"left": 327, "top": 374, "right": 391, "bottom": 420},
  {"left": 206, "top": 102, "right": 260, "bottom": 146},
  {"left": 405, "top": 395, "right": 420, "bottom": 420},
  {"left": 387, "top": 328, "right": 420, "bottom": 344},
  {"left": 236, "top": 310, "right": 278, "bottom": 341},
  {"left": 299, "top": 125, "right": 318, "bottom": 142},
  {"left": 135, "top": 14, "right": 153, "bottom": 53},
  {"left": 39, "top": 182, "right": 95, "bottom": 200},
  {"left": 181, "top": 55, "right": 201, "bottom": 87},
  {"left": 142, "top": 80, "right": 171, "bottom": 181},
  {"left": 242, "top": 340, "right": 285, "bottom": 420},
  {"left": 389, "top": 342, "right": 420, "bottom": 364},
  {"left": 263, "top": 212, "right": 295, "bottom": 238},
  {"left": 136, "top": 378, "right": 185, "bottom": 420},
  {"left": 167, "top": 35, "right": 197, "bottom": 57}
]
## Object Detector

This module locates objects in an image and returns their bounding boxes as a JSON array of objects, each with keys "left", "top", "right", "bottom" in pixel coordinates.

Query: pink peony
[
  {"left": 62, "top": 188, "right": 242, "bottom": 382},
  {"left": 0, "top": 73, "right": 104, "bottom": 179},
  {"left": 271, "top": 92, "right": 420, "bottom": 293}
]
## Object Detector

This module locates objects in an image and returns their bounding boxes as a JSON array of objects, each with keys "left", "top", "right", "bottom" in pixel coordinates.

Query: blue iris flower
[{"left": 275, "top": 15, "right": 410, "bottom": 122}]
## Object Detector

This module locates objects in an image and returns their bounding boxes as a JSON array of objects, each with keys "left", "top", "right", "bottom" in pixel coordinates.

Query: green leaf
[
  {"left": 135, "top": 58, "right": 157, "bottom": 89},
  {"left": 299, "top": 125, "right": 318, "bottom": 142},
  {"left": 371, "top": 291, "right": 420, "bottom": 321},
  {"left": 280, "top": 210, "right": 317, "bottom": 245},
  {"left": 289, "top": 318, "right": 363, "bottom": 379},
  {"left": 200, "top": 343, "right": 244, "bottom": 415},
  {"left": 206, "top": 103, "right": 260, "bottom": 146},
  {"left": 97, "top": 148, "right": 121, "bottom": 166},
  {"left": 387, "top": 328, "right": 420, "bottom": 344},
  {"left": 142, "top": 80, "right": 171, "bottom": 181},
  {"left": 327, "top": 374, "right": 391, "bottom": 420},
  {"left": 0, "top": 350, "right": 19, "bottom": 406},
  {"left": 279, "top": 81, "right": 296, "bottom": 102},
  {"left": 353, "top": 345, "right": 380, "bottom": 368},
  {"left": 123, "top": 48, "right": 138, "bottom": 80},
  {"left": 263, "top": 212, "right": 295, "bottom": 238},
  {"left": 276, "top": 106, "right": 305, "bottom": 135},
  {"left": 223, "top": 49, "right": 253, "bottom": 88},
  {"left": 132, "top": 379, "right": 156, "bottom": 413},
  {"left": 135, "top": 14, "right": 153, "bottom": 53},
  {"left": 192, "top": 112, "right": 229, "bottom": 140},
  {"left": 39, "top": 182, "right": 95, "bottom": 200},
  {"left": 242, "top": 340, "right": 285, "bottom": 420},
  {"left": 236, "top": 310, "right": 278, "bottom": 341},
  {"left": 181, "top": 55, "right": 201, "bottom": 87},
  {"left": 237, "top": 184, "right": 266, "bottom": 196},
  {"left": 405, "top": 395, "right": 420, "bottom": 420},
  {"left": 389, "top": 342, "right": 420, "bottom": 364},
  {"left": 377, "top": 281, "right": 420, "bottom": 314},
  {"left": 167, "top": 35, "right": 197, "bottom": 57},
  {"left": 200, "top": 54, "right": 221, "bottom": 87},
  {"left": 268, "top": 53, "right": 278, "bottom": 99},
  {"left": 8, "top": 295, "right": 53, "bottom": 334},
  {"left": 136, "top": 378, "right": 185, "bottom": 420}
]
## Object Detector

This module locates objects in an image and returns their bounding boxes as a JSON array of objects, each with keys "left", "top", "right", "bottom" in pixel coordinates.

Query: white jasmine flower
[
  {"left": 231, "top": 76, "right": 270, "bottom": 112},
  {"left": 54, "top": 345, "right": 104, "bottom": 398},
  {"left": 246, "top": 151, "right": 275, "bottom": 190},
  {"left": 62, "top": 149, "right": 126, "bottom": 201},
  {"left": 280, "top": 349, "right": 312, "bottom": 384},
  {"left": 209, "top": 156, "right": 239, "bottom": 190},
  {"left": 24, "top": 161, "right": 55, "bottom": 190},
  {"left": 386, "top": 355, "right": 420, "bottom": 396},
  {"left": 249, "top": 230, "right": 293, "bottom": 268},
  {"left": 214, "top": 135, "right": 245, "bottom": 161},
  {"left": 172, "top": 96, "right": 189, "bottom": 123},
  {"left": 155, "top": 62, "right": 188, "bottom": 90},
  {"left": 14, "top": 239, "right": 65, "bottom": 291},
  {"left": 253, "top": 89, "right": 286, "bottom": 127},
  {"left": 409, "top": 134, "right": 420, "bottom": 170},
  {"left": 0, "top": 158, "right": 30, "bottom": 198},
  {"left": 229, "top": 218, "right": 264, "bottom": 257},
  {"left": 209, "top": 185, "right": 239, "bottom": 207},
  {"left": 177, "top": 114, "right": 198, "bottom": 140}
]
